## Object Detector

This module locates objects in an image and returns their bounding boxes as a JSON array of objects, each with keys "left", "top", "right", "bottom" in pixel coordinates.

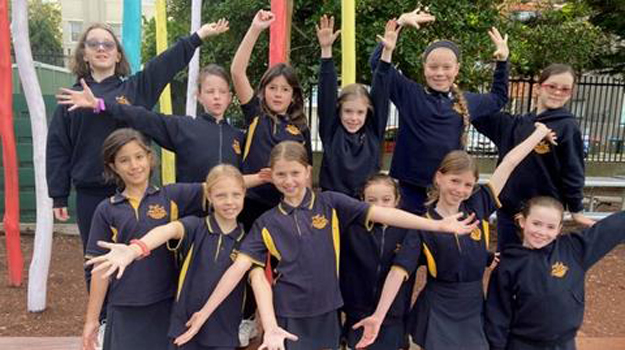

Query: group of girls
[{"left": 47, "top": 5, "right": 623, "bottom": 350}]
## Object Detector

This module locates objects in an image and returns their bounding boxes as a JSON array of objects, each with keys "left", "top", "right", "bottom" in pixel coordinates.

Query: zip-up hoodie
[
  {"left": 485, "top": 211, "right": 625, "bottom": 350},
  {"left": 46, "top": 33, "right": 203, "bottom": 207},
  {"left": 104, "top": 102, "right": 243, "bottom": 183},
  {"left": 472, "top": 108, "right": 585, "bottom": 215}
]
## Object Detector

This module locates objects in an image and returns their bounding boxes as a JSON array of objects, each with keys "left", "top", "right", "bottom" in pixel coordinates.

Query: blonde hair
[
  {"left": 269, "top": 141, "right": 309, "bottom": 168},
  {"left": 204, "top": 164, "right": 245, "bottom": 198},
  {"left": 338, "top": 83, "right": 373, "bottom": 121},
  {"left": 426, "top": 150, "right": 478, "bottom": 206}
]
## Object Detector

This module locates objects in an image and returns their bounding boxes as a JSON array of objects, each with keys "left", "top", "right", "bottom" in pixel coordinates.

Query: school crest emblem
[
  {"left": 116, "top": 95, "right": 131, "bottom": 105},
  {"left": 285, "top": 124, "right": 301, "bottom": 136},
  {"left": 551, "top": 262, "right": 569, "bottom": 278},
  {"left": 534, "top": 140, "right": 551, "bottom": 154},
  {"left": 470, "top": 227, "right": 482, "bottom": 241},
  {"left": 147, "top": 204, "right": 167, "bottom": 220},
  {"left": 232, "top": 139, "right": 241, "bottom": 155},
  {"left": 311, "top": 214, "right": 328, "bottom": 229}
]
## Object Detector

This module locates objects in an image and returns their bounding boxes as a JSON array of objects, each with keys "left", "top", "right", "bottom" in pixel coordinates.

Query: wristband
[
  {"left": 93, "top": 98, "right": 106, "bottom": 114},
  {"left": 130, "top": 239, "right": 150, "bottom": 259}
]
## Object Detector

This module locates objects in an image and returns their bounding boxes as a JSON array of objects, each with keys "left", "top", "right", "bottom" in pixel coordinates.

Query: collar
[
  {"left": 82, "top": 74, "right": 121, "bottom": 85},
  {"left": 200, "top": 113, "right": 226, "bottom": 124},
  {"left": 205, "top": 215, "right": 246, "bottom": 241},
  {"left": 110, "top": 185, "right": 159, "bottom": 204},
  {"left": 426, "top": 202, "right": 470, "bottom": 220},
  {"left": 424, "top": 86, "right": 453, "bottom": 99},
  {"left": 278, "top": 188, "right": 315, "bottom": 215}
]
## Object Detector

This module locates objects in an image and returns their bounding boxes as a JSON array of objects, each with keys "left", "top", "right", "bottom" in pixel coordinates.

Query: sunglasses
[
  {"left": 85, "top": 39, "right": 117, "bottom": 51},
  {"left": 540, "top": 83, "right": 573, "bottom": 96}
]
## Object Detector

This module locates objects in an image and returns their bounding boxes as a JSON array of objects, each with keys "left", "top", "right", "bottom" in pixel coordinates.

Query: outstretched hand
[
  {"left": 316, "top": 15, "right": 341, "bottom": 49},
  {"left": 397, "top": 7, "right": 435, "bottom": 29},
  {"left": 258, "top": 327, "right": 299, "bottom": 350},
  {"left": 377, "top": 19, "right": 401, "bottom": 52},
  {"left": 440, "top": 212, "right": 478, "bottom": 235},
  {"left": 534, "top": 122, "right": 558, "bottom": 145},
  {"left": 173, "top": 310, "right": 210, "bottom": 346},
  {"left": 488, "top": 27, "right": 509, "bottom": 61},
  {"left": 352, "top": 315, "right": 383, "bottom": 349},
  {"left": 56, "top": 78, "right": 98, "bottom": 112},
  {"left": 197, "top": 18, "right": 230, "bottom": 39},
  {"left": 86, "top": 241, "right": 141, "bottom": 279}
]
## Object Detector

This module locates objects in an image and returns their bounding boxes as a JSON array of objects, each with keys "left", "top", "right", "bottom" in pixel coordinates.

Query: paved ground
[{"left": 1, "top": 337, "right": 624, "bottom": 350}]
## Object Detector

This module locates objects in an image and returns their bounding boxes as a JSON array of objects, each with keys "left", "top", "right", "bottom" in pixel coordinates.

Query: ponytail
[{"left": 450, "top": 84, "right": 471, "bottom": 148}]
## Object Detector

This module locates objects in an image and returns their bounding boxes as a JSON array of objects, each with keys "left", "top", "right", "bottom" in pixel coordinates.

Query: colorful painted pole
[
  {"left": 185, "top": 0, "right": 202, "bottom": 118},
  {"left": 0, "top": 0, "right": 23, "bottom": 286},
  {"left": 122, "top": 0, "right": 142, "bottom": 74},
  {"left": 155, "top": 0, "right": 176, "bottom": 184},
  {"left": 341, "top": 0, "right": 356, "bottom": 86},
  {"left": 13, "top": 0, "right": 55, "bottom": 310}
]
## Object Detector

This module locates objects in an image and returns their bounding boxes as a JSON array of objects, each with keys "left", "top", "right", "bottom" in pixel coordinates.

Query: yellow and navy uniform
[
  {"left": 238, "top": 188, "right": 370, "bottom": 349},
  {"left": 85, "top": 183, "right": 204, "bottom": 350},
  {"left": 340, "top": 222, "right": 416, "bottom": 350},
  {"left": 169, "top": 215, "right": 246, "bottom": 349},
  {"left": 102, "top": 103, "right": 244, "bottom": 183},
  {"left": 240, "top": 96, "right": 313, "bottom": 208},
  {"left": 486, "top": 211, "right": 625, "bottom": 350},
  {"left": 317, "top": 58, "right": 390, "bottom": 198},
  {"left": 392, "top": 183, "right": 500, "bottom": 350}
]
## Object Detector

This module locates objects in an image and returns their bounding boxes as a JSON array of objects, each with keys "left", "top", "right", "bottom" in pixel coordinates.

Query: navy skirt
[
  {"left": 506, "top": 336, "right": 576, "bottom": 350},
  {"left": 276, "top": 310, "right": 341, "bottom": 350},
  {"left": 344, "top": 317, "right": 408, "bottom": 350},
  {"left": 103, "top": 297, "right": 173, "bottom": 350},
  {"left": 409, "top": 279, "right": 487, "bottom": 350}
]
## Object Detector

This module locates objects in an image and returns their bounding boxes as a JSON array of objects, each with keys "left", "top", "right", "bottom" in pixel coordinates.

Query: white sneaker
[
  {"left": 238, "top": 317, "right": 259, "bottom": 347},
  {"left": 96, "top": 321, "right": 106, "bottom": 350}
]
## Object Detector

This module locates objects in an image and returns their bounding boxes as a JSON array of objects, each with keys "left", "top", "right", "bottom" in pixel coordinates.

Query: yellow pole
[
  {"left": 155, "top": 0, "right": 175, "bottom": 184},
  {"left": 341, "top": 0, "right": 356, "bottom": 87}
]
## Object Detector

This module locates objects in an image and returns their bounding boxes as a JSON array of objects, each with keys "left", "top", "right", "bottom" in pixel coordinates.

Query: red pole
[
  {"left": 269, "top": 0, "right": 287, "bottom": 66},
  {"left": 0, "top": 0, "right": 23, "bottom": 286}
]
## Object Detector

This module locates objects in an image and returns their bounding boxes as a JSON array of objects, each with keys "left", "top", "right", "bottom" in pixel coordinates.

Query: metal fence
[{"left": 307, "top": 75, "right": 625, "bottom": 162}]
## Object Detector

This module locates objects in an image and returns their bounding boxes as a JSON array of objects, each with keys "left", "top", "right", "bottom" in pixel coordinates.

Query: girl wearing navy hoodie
[
  {"left": 316, "top": 15, "right": 390, "bottom": 198},
  {"left": 472, "top": 64, "right": 595, "bottom": 250},
  {"left": 47, "top": 21, "right": 223, "bottom": 254},
  {"left": 369, "top": 8, "right": 510, "bottom": 215}
]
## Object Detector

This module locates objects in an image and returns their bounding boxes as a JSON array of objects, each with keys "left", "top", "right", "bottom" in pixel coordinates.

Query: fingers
[
  {"left": 116, "top": 265, "right": 126, "bottom": 280},
  {"left": 53, "top": 207, "right": 70, "bottom": 221},
  {"left": 97, "top": 240, "right": 115, "bottom": 250},
  {"left": 284, "top": 331, "right": 299, "bottom": 341},
  {"left": 85, "top": 255, "right": 106, "bottom": 266}
]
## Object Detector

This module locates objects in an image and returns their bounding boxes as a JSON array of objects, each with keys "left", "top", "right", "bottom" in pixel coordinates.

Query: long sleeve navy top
[
  {"left": 317, "top": 58, "right": 390, "bottom": 198},
  {"left": 485, "top": 211, "right": 625, "bottom": 349},
  {"left": 472, "top": 108, "right": 585, "bottom": 215},
  {"left": 369, "top": 43, "right": 509, "bottom": 187},
  {"left": 46, "top": 33, "right": 203, "bottom": 207},
  {"left": 103, "top": 102, "right": 243, "bottom": 183}
]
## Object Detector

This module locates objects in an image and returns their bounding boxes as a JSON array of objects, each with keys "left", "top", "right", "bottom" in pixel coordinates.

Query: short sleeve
[
  {"left": 392, "top": 231, "right": 423, "bottom": 275},
  {"left": 465, "top": 184, "right": 501, "bottom": 220},
  {"left": 86, "top": 202, "right": 115, "bottom": 257},
  {"left": 177, "top": 215, "right": 206, "bottom": 256},
  {"left": 324, "top": 191, "right": 371, "bottom": 229},
  {"left": 241, "top": 96, "right": 262, "bottom": 126},
  {"left": 165, "top": 183, "right": 206, "bottom": 217},
  {"left": 238, "top": 219, "right": 270, "bottom": 266}
]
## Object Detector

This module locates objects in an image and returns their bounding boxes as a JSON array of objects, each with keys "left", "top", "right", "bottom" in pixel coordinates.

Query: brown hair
[
  {"left": 257, "top": 63, "right": 308, "bottom": 130},
  {"left": 70, "top": 23, "right": 131, "bottom": 79},
  {"left": 269, "top": 141, "right": 309, "bottom": 168},
  {"left": 538, "top": 64, "right": 576, "bottom": 85},
  {"left": 102, "top": 128, "right": 155, "bottom": 188},
  {"left": 426, "top": 150, "right": 479, "bottom": 206},
  {"left": 204, "top": 164, "right": 245, "bottom": 204},
  {"left": 338, "top": 83, "right": 374, "bottom": 126},
  {"left": 519, "top": 196, "right": 565, "bottom": 223},
  {"left": 361, "top": 173, "right": 400, "bottom": 202},
  {"left": 198, "top": 64, "right": 231, "bottom": 91}
]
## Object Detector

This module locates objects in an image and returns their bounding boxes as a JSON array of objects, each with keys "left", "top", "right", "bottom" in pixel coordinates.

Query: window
[{"left": 69, "top": 21, "right": 83, "bottom": 42}]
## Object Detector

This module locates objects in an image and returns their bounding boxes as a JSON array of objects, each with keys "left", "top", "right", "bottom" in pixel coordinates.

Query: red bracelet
[{"left": 130, "top": 239, "right": 151, "bottom": 259}]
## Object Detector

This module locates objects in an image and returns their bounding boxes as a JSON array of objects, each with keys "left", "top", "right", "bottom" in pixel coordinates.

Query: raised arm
[
  {"left": 558, "top": 124, "right": 592, "bottom": 227},
  {"left": 133, "top": 19, "right": 230, "bottom": 108},
  {"left": 575, "top": 211, "right": 625, "bottom": 270},
  {"left": 231, "top": 10, "right": 275, "bottom": 105},
  {"left": 368, "top": 205, "right": 477, "bottom": 234},
  {"left": 489, "top": 122, "right": 554, "bottom": 196},
  {"left": 316, "top": 15, "right": 341, "bottom": 144},
  {"left": 173, "top": 255, "right": 253, "bottom": 346}
]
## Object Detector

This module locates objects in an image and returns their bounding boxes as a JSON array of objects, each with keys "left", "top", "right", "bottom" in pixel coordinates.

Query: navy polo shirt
[
  {"left": 239, "top": 189, "right": 370, "bottom": 318},
  {"left": 393, "top": 183, "right": 501, "bottom": 283},
  {"left": 169, "top": 215, "right": 246, "bottom": 348},
  {"left": 340, "top": 223, "right": 416, "bottom": 325},
  {"left": 240, "top": 96, "right": 313, "bottom": 206},
  {"left": 86, "top": 183, "right": 205, "bottom": 306}
]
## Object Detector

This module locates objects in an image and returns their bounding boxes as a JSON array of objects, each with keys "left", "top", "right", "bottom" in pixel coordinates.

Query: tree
[{"left": 27, "top": 0, "right": 64, "bottom": 66}]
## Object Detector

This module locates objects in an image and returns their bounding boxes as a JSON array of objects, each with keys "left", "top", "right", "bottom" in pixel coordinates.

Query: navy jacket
[
  {"left": 369, "top": 43, "right": 509, "bottom": 187},
  {"left": 317, "top": 58, "right": 390, "bottom": 198},
  {"left": 46, "top": 33, "right": 203, "bottom": 207},
  {"left": 473, "top": 108, "right": 585, "bottom": 215},
  {"left": 104, "top": 102, "right": 243, "bottom": 183},
  {"left": 485, "top": 211, "right": 625, "bottom": 349}
]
